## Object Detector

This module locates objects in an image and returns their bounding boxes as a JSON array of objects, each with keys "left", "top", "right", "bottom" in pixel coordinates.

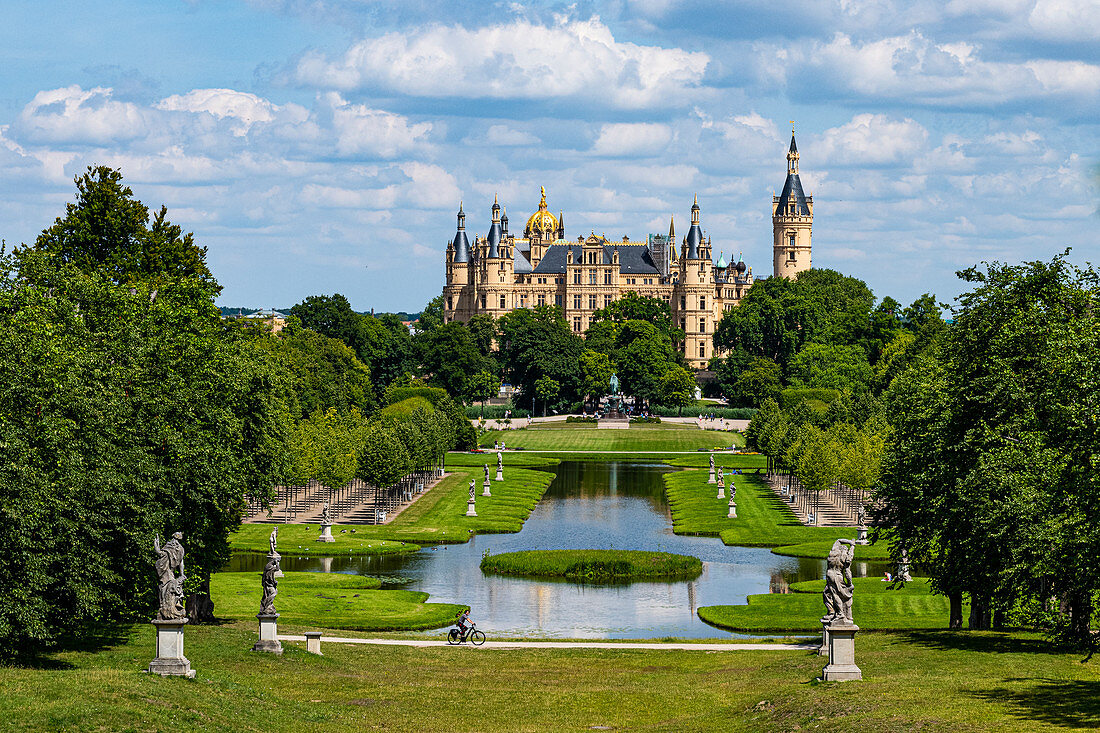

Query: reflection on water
[{"left": 226, "top": 461, "right": 887, "bottom": 639}]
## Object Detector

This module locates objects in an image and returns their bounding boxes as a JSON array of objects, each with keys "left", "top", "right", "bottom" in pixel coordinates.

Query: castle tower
[
  {"left": 674, "top": 196, "right": 715, "bottom": 367},
  {"left": 772, "top": 132, "right": 813, "bottom": 279},
  {"left": 443, "top": 202, "right": 472, "bottom": 322}
]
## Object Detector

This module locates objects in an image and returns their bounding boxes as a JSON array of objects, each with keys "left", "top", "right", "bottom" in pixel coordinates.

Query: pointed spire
[
  {"left": 501, "top": 206, "right": 508, "bottom": 235},
  {"left": 686, "top": 197, "right": 702, "bottom": 259},
  {"left": 457, "top": 201, "right": 465, "bottom": 229},
  {"left": 715, "top": 251, "right": 727, "bottom": 269},
  {"left": 557, "top": 210, "right": 565, "bottom": 240},
  {"left": 787, "top": 132, "right": 799, "bottom": 175},
  {"left": 669, "top": 215, "right": 675, "bottom": 240},
  {"left": 452, "top": 201, "right": 471, "bottom": 263}
]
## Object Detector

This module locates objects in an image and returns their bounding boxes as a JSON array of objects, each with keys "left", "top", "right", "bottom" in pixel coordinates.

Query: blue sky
[{"left": 1, "top": 0, "right": 1097, "bottom": 313}]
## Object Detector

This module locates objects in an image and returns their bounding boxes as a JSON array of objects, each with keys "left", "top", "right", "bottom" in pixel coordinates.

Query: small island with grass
[{"left": 480, "top": 549, "right": 703, "bottom": 582}]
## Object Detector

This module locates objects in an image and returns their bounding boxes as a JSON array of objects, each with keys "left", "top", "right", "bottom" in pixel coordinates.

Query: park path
[{"left": 277, "top": 635, "right": 815, "bottom": 652}]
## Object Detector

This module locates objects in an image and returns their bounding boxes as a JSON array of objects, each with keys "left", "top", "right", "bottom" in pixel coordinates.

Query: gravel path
[{"left": 277, "top": 635, "right": 816, "bottom": 652}]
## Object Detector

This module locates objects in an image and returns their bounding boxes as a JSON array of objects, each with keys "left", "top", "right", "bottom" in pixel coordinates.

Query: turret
[
  {"left": 452, "top": 202, "right": 471, "bottom": 263},
  {"left": 685, "top": 195, "right": 703, "bottom": 259},
  {"left": 486, "top": 194, "right": 502, "bottom": 259},
  {"left": 773, "top": 130, "right": 813, "bottom": 279}
]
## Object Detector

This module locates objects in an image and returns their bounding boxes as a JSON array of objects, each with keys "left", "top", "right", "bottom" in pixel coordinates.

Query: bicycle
[{"left": 447, "top": 622, "right": 486, "bottom": 646}]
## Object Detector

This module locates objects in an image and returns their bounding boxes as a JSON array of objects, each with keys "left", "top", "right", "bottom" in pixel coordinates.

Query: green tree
[
  {"left": 497, "top": 305, "right": 583, "bottom": 406},
  {"left": 466, "top": 370, "right": 501, "bottom": 416},
  {"left": 591, "top": 292, "right": 684, "bottom": 344},
  {"left": 787, "top": 343, "right": 874, "bottom": 393},
  {"left": 578, "top": 349, "right": 613, "bottom": 408},
  {"left": 534, "top": 376, "right": 561, "bottom": 417},
  {"left": 727, "top": 355, "right": 782, "bottom": 407},
  {"left": 660, "top": 366, "right": 697, "bottom": 415}
]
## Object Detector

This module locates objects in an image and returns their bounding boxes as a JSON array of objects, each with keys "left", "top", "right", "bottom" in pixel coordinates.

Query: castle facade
[{"left": 442, "top": 135, "right": 812, "bottom": 370}]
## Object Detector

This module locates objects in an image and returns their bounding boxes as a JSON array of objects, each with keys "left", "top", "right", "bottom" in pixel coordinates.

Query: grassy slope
[
  {"left": 665, "top": 469, "right": 858, "bottom": 549},
  {"left": 231, "top": 464, "right": 556, "bottom": 550},
  {"left": 480, "top": 549, "right": 702, "bottom": 581},
  {"left": 6, "top": 623, "right": 1100, "bottom": 732},
  {"left": 210, "top": 572, "right": 462, "bottom": 631},
  {"left": 479, "top": 422, "right": 743, "bottom": 452},
  {"left": 698, "top": 577, "right": 965, "bottom": 632}
]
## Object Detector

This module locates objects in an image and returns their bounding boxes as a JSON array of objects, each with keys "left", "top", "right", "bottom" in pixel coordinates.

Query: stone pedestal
[
  {"left": 482, "top": 479, "right": 492, "bottom": 497},
  {"left": 707, "top": 468, "right": 716, "bottom": 484},
  {"left": 149, "top": 619, "right": 196, "bottom": 678},
  {"left": 466, "top": 498, "right": 478, "bottom": 517},
  {"left": 727, "top": 499, "right": 737, "bottom": 519},
  {"left": 495, "top": 467, "right": 503, "bottom": 481},
  {"left": 252, "top": 613, "right": 283, "bottom": 655},
  {"left": 305, "top": 631, "right": 323, "bottom": 655},
  {"left": 317, "top": 523, "right": 335, "bottom": 542},
  {"left": 716, "top": 486, "right": 725, "bottom": 499},
  {"left": 857, "top": 527, "right": 868, "bottom": 544},
  {"left": 817, "top": 617, "right": 831, "bottom": 656},
  {"left": 823, "top": 621, "right": 862, "bottom": 681}
]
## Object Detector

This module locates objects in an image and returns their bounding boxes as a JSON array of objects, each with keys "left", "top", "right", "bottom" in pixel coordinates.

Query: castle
[{"left": 442, "top": 134, "right": 812, "bottom": 369}]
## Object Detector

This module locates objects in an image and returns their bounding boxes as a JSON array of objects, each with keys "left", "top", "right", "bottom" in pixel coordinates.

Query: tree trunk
[
  {"left": 949, "top": 592, "right": 963, "bottom": 630},
  {"left": 993, "top": 609, "right": 1005, "bottom": 630},
  {"left": 186, "top": 574, "right": 215, "bottom": 623},
  {"left": 968, "top": 595, "right": 991, "bottom": 630},
  {"left": 1069, "top": 591, "right": 1093, "bottom": 646}
]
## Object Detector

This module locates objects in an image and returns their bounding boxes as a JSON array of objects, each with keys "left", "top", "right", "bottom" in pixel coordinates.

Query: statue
[
  {"left": 609, "top": 373, "right": 619, "bottom": 395},
  {"left": 484, "top": 463, "right": 490, "bottom": 481},
  {"left": 469, "top": 480, "right": 476, "bottom": 502},
  {"left": 498, "top": 452, "right": 503, "bottom": 470},
  {"left": 823, "top": 538, "right": 856, "bottom": 624},
  {"left": 153, "top": 532, "right": 187, "bottom": 621},
  {"left": 260, "top": 554, "right": 280, "bottom": 615},
  {"left": 857, "top": 504, "right": 867, "bottom": 528},
  {"left": 269, "top": 526, "right": 278, "bottom": 556},
  {"left": 321, "top": 500, "right": 331, "bottom": 525},
  {"left": 709, "top": 454, "right": 715, "bottom": 472}
]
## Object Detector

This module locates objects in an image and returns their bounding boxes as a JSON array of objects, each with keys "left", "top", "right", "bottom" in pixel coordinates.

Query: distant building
[
  {"left": 227, "top": 308, "right": 288, "bottom": 333},
  {"left": 442, "top": 135, "right": 813, "bottom": 369}
]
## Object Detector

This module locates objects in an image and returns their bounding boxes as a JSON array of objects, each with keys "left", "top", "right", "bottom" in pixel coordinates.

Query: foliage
[
  {"left": 590, "top": 292, "right": 684, "bottom": 344},
  {"left": 578, "top": 349, "right": 614, "bottom": 403},
  {"left": 533, "top": 375, "right": 561, "bottom": 416},
  {"left": 497, "top": 305, "right": 584, "bottom": 405},
  {"left": 659, "top": 366, "right": 697, "bottom": 413},
  {"left": 480, "top": 549, "right": 702, "bottom": 581},
  {"left": 648, "top": 405, "right": 756, "bottom": 419}
]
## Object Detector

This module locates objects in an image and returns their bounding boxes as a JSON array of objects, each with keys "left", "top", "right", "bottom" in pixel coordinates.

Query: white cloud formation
[
  {"left": 294, "top": 16, "right": 710, "bottom": 109},
  {"left": 816, "top": 113, "right": 929, "bottom": 166},
  {"left": 14, "top": 86, "right": 152, "bottom": 146},
  {"left": 321, "top": 93, "right": 434, "bottom": 158},
  {"left": 467, "top": 124, "right": 541, "bottom": 146},
  {"left": 1028, "top": 0, "right": 1100, "bottom": 42},
  {"left": 156, "top": 88, "right": 301, "bottom": 136},
  {"left": 591, "top": 123, "right": 672, "bottom": 156}
]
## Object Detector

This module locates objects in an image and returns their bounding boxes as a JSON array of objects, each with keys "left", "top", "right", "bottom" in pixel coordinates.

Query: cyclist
[{"left": 456, "top": 609, "right": 472, "bottom": 637}]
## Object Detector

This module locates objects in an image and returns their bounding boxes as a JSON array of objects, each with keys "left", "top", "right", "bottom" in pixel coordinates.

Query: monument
[
  {"left": 496, "top": 451, "right": 504, "bottom": 481},
  {"left": 149, "top": 531, "right": 195, "bottom": 678},
  {"left": 897, "top": 549, "right": 912, "bottom": 582},
  {"left": 270, "top": 527, "right": 284, "bottom": 577},
  {"left": 482, "top": 463, "right": 492, "bottom": 497},
  {"left": 857, "top": 504, "right": 869, "bottom": 544},
  {"left": 466, "top": 479, "right": 478, "bottom": 517},
  {"left": 708, "top": 454, "right": 716, "bottom": 484},
  {"left": 253, "top": 527, "right": 283, "bottom": 654},
  {"left": 727, "top": 481, "right": 737, "bottom": 519},
  {"left": 822, "top": 538, "right": 861, "bottom": 681},
  {"left": 716, "top": 471, "right": 725, "bottom": 499},
  {"left": 317, "top": 499, "right": 335, "bottom": 542}
]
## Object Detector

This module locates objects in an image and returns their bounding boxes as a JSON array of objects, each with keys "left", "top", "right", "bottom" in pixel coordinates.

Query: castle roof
[
  {"left": 530, "top": 244, "right": 659, "bottom": 275},
  {"left": 776, "top": 173, "right": 810, "bottom": 216}
]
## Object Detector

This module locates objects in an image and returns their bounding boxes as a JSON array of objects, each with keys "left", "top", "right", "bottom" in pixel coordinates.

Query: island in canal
[{"left": 480, "top": 549, "right": 703, "bottom": 582}]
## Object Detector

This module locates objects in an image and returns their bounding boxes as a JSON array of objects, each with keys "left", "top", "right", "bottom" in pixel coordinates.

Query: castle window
[
  {"left": 574, "top": 272, "right": 581, "bottom": 285},
  {"left": 538, "top": 294, "right": 545, "bottom": 306},
  {"left": 589, "top": 270, "right": 597, "bottom": 285},
  {"left": 789, "top": 250, "right": 796, "bottom": 261},
  {"left": 500, "top": 295, "right": 507, "bottom": 309},
  {"left": 447, "top": 296, "right": 453, "bottom": 310},
  {"left": 573, "top": 295, "right": 581, "bottom": 310},
  {"left": 573, "top": 316, "right": 581, "bottom": 332},
  {"left": 555, "top": 294, "right": 563, "bottom": 307},
  {"left": 699, "top": 296, "right": 706, "bottom": 310},
  {"left": 604, "top": 272, "right": 612, "bottom": 285},
  {"left": 588, "top": 294, "right": 597, "bottom": 310},
  {"left": 604, "top": 295, "right": 612, "bottom": 308},
  {"left": 737, "top": 288, "right": 742, "bottom": 299},
  {"left": 680, "top": 295, "right": 686, "bottom": 310},
  {"left": 680, "top": 318, "right": 686, "bottom": 332},
  {"left": 699, "top": 343, "right": 706, "bottom": 358},
  {"left": 480, "top": 295, "right": 487, "bottom": 309},
  {"left": 700, "top": 318, "right": 706, "bottom": 333},
  {"left": 789, "top": 233, "right": 796, "bottom": 247}
]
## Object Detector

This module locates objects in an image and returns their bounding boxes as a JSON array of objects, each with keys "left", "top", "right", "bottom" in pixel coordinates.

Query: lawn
[
  {"left": 210, "top": 572, "right": 462, "bottom": 631},
  {"left": 698, "top": 577, "right": 965, "bottom": 632},
  {"left": 5, "top": 622, "right": 1100, "bottom": 732},
  {"left": 230, "top": 464, "right": 557, "bottom": 551},
  {"left": 479, "top": 549, "right": 703, "bottom": 581},
  {"left": 665, "top": 469, "right": 857, "bottom": 549},
  {"left": 479, "top": 422, "right": 743, "bottom": 452}
]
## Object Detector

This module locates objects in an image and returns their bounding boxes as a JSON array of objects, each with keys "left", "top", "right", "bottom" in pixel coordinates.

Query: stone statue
[
  {"left": 857, "top": 504, "right": 867, "bottom": 528},
  {"left": 609, "top": 373, "right": 619, "bottom": 395},
  {"left": 716, "top": 471, "right": 724, "bottom": 488},
  {"left": 154, "top": 532, "right": 187, "bottom": 621},
  {"left": 269, "top": 526, "right": 278, "bottom": 556},
  {"left": 823, "top": 538, "right": 856, "bottom": 624},
  {"left": 484, "top": 463, "right": 490, "bottom": 481},
  {"left": 498, "top": 452, "right": 503, "bottom": 470},
  {"left": 469, "top": 480, "right": 476, "bottom": 501},
  {"left": 321, "top": 500, "right": 331, "bottom": 525},
  {"left": 260, "top": 554, "right": 280, "bottom": 615},
  {"left": 709, "top": 454, "right": 715, "bottom": 471}
]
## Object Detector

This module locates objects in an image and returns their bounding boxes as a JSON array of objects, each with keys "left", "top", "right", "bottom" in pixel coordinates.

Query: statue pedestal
[
  {"left": 707, "top": 469, "right": 716, "bottom": 484},
  {"left": 317, "top": 524, "right": 335, "bottom": 543},
  {"left": 823, "top": 621, "right": 862, "bottom": 681},
  {"left": 716, "top": 486, "right": 725, "bottom": 499},
  {"left": 305, "top": 631, "right": 323, "bottom": 655},
  {"left": 857, "top": 527, "right": 868, "bottom": 544},
  {"left": 149, "top": 619, "right": 196, "bottom": 678},
  {"left": 482, "top": 479, "right": 492, "bottom": 497},
  {"left": 466, "top": 499, "right": 478, "bottom": 517},
  {"left": 727, "top": 499, "right": 737, "bottom": 519},
  {"left": 817, "top": 617, "right": 831, "bottom": 656},
  {"left": 252, "top": 613, "right": 283, "bottom": 654},
  {"left": 495, "top": 467, "right": 503, "bottom": 481}
]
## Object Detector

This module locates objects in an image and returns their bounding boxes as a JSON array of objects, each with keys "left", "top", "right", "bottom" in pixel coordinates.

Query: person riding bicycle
[{"left": 456, "top": 609, "right": 472, "bottom": 635}]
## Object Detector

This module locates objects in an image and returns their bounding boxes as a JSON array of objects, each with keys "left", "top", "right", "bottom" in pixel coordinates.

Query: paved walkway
[{"left": 276, "top": 635, "right": 815, "bottom": 652}]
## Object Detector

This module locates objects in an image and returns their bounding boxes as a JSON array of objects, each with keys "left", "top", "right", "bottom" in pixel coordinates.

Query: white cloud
[
  {"left": 467, "top": 124, "right": 541, "bottom": 146},
  {"left": 156, "top": 89, "right": 300, "bottom": 136},
  {"left": 13, "top": 86, "right": 152, "bottom": 146},
  {"left": 816, "top": 114, "right": 929, "bottom": 166},
  {"left": 322, "top": 92, "right": 434, "bottom": 158},
  {"left": 591, "top": 123, "right": 672, "bottom": 156},
  {"left": 1029, "top": 0, "right": 1100, "bottom": 42},
  {"left": 293, "top": 16, "right": 709, "bottom": 109}
]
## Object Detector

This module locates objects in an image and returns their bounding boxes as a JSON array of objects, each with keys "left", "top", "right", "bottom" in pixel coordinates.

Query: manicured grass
[
  {"left": 211, "top": 572, "right": 462, "bottom": 631},
  {"left": 230, "top": 465, "right": 556, "bottom": 551},
  {"left": 230, "top": 526, "right": 420, "bottom": 557},
  {"left": 665, "top": 469, "right": 856, "bottom": 548},
  {"left": 480, "top": 549, "right": 703, "bottom": 581},
  {"left": 698, "top": 577, "right": 965, "bottom": 632},
  {"left": 479, "top": 423, "right": 742, "bottom": 452},
  {"left": 663, "top": 452, "right": 768, "bottom": 469},
  {"left": 7, "top": 622, "right": 1100, "bottom": 732},
  {"left": 445, "top": 451, "right": 560, "bottom": 468},
  {"left": 772, "top": 539, "right": 892, "bottom": 560}
]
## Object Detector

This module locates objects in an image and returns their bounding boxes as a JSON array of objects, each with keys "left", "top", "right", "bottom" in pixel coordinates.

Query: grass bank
[
  {"left": 231, "top": 465, "right": 556, "bottom": 551},
  {"left": 665, "top": 469, "right": 856, "bottom": 549},
  {"left": 698, "top": 577, "right": 963, "bottom": 632},
  {"left": 479, "top": 422, "right": 742, "bottom": 452},
  {"left": 772, "top": 539, "right": 891, "bottom": 560},
  {"left": 6, "top": 622, "right": 1099, "bottom": 732},
  {"left": 210, "top": 572, "right": 462, "bottom": 631},
  {"left": 480, "top": 549, "right": 703, "bottom": 582}
]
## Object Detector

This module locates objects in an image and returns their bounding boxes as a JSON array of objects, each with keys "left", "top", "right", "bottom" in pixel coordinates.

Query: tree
[
  {"left": 591, "top": 292, "right": 684, "bottom": 344},
  {"left": 787, "top": 343, "right": 874, "bottom": 393},
  {"left": 497, "top": 305, "right": 583, "bottom": 406},
  {"left": 578, "top": 349, "right": 613, "bottom": 408},
  {"left": 420, "top": 322, "right": 491, "bottom": 402},
  {"left": 466, "top": 370, "right": 501, "bottom": 416},
  {"left": 727, "top": 356, "right": 782, "bottom": 407},
  {"left": 615, "top": 321, "right": 677, "bottom": 406},
  {"left": 466, "top": 314, "right": 497, "bottom": 357},
  {"left": 17, "top": 166, "right": 218, "bottom": 293},
  {"left": 534, "top": 376, "right": 560, "bottom": 417},
  {"left": 660, "top": 366, "right": 697, "bottom": 415}
]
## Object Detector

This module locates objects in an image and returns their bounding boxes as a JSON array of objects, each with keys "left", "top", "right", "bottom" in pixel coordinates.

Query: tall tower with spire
[{"left": 772, "top": 131, "right": 813, "bottom": 279}]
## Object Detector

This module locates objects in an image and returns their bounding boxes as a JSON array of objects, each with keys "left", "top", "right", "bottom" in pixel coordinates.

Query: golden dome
[{"left": 525, "top": 186, "right": 558, "bottom": 238}]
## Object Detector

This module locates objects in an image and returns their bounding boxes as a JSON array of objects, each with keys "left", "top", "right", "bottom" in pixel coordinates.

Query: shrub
[
  {"left": 779, "top": 388, "right": 840, "bottom": 411},
  {"left": 649, "top": 405, "right": 757, "bottom": 419}
]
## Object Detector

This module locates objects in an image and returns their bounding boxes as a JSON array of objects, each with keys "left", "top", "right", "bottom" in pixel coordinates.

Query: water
[{"left": 228, "top": 461, "right": 886, "bottom": 639}]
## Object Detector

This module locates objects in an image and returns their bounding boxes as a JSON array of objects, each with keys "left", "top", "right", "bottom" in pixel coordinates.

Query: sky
[{"left": 1, "top": 0, "right": 1097, "bottom": 314}]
